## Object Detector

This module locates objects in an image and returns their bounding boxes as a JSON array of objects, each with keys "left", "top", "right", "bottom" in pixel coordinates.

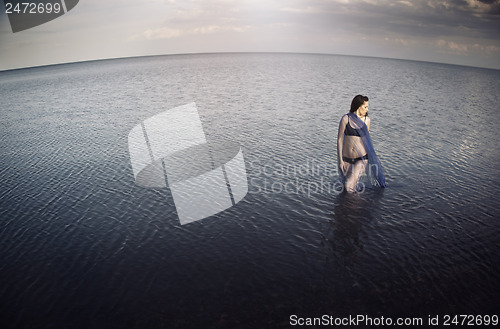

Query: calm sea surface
[{"left": 1, "top": 53, "right": 499, "bottom": 328}]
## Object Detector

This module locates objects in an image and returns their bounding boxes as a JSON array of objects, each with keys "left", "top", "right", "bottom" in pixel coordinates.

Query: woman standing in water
[{"left": 337, "top": 95, "right": 386, "bottom": 192}]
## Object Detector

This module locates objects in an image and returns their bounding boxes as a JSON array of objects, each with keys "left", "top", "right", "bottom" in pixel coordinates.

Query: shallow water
[{"left": 1, "top": 53, "right": 499, "bottom": 328}]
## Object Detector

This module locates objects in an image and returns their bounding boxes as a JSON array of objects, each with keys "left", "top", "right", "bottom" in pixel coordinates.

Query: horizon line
[{"left": 1, "top": 51, "right": 499, "bottom": 73}]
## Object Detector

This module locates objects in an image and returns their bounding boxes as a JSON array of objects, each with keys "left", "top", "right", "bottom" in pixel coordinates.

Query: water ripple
[{"left": 1, "top": 54, "right": 499, "bottom": 328}]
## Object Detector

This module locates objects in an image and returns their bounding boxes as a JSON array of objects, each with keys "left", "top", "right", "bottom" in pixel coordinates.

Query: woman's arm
[
  {"left": 337, "top": 115, "right": 348, "bottom": 173},
  {"left": 366, "top": 116, "right": 371, "bottom": 131}
]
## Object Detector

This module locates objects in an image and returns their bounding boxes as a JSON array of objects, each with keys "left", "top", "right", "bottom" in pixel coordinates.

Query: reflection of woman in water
[{"left": 337, "top": 95, "right": 386, "bottom": 192}]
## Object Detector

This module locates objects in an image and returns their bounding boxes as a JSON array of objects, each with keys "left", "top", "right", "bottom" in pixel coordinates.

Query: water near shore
[{"left": 1, "top": 53, "right": 499, "bottom": 328}]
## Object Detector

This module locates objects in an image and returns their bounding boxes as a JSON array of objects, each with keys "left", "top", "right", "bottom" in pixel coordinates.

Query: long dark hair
[{"left": 350, "top": 95, "right": 369, "bottom": 113}]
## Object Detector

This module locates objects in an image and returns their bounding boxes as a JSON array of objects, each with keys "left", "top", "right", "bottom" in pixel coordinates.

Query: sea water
[{"left": 1, "top": 53, "right": 499, "bottom": 328}]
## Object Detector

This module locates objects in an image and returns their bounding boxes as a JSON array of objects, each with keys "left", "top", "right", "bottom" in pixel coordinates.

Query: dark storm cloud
[
  {"left": 281, "top": 0, "right": 500, "bottom": 40},
  {"left": 477, "top": 0, "right": 500, "bottom": 8}
]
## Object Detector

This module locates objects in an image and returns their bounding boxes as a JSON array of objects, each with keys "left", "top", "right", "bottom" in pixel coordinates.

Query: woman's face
[{"left": 358, "top": 101, "right": 369, "bottom": 117}]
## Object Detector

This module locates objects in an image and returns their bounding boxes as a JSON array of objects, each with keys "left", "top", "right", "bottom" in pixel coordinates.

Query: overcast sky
[{"left": 1, "top": 0, "right": 499, "bottom": 71}]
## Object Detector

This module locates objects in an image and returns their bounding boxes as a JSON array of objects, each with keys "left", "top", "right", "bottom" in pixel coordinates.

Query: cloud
[
  {"left": 437, "top": 40, "right": 469, "bottom": 54},
  {"left": 436, "top": 38, "right": 500, "bottom": 56},
  {"left": 140, "top": 0, "right": 499, "bottom": 42},
  {"left": 136, "top": 0, "right": 499, "bottom": 64},
  {"left": 144, "top": 27, "right": 182, "bottom": 39},
  {"left": 282, "top": 0, "right": 500, "bottom": 40},
  {"left": 143, "top": 24, "right": 250, "bottom": 40},
  {"left": 280, "top": 6, "right": 323, "bottom": 13}
]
